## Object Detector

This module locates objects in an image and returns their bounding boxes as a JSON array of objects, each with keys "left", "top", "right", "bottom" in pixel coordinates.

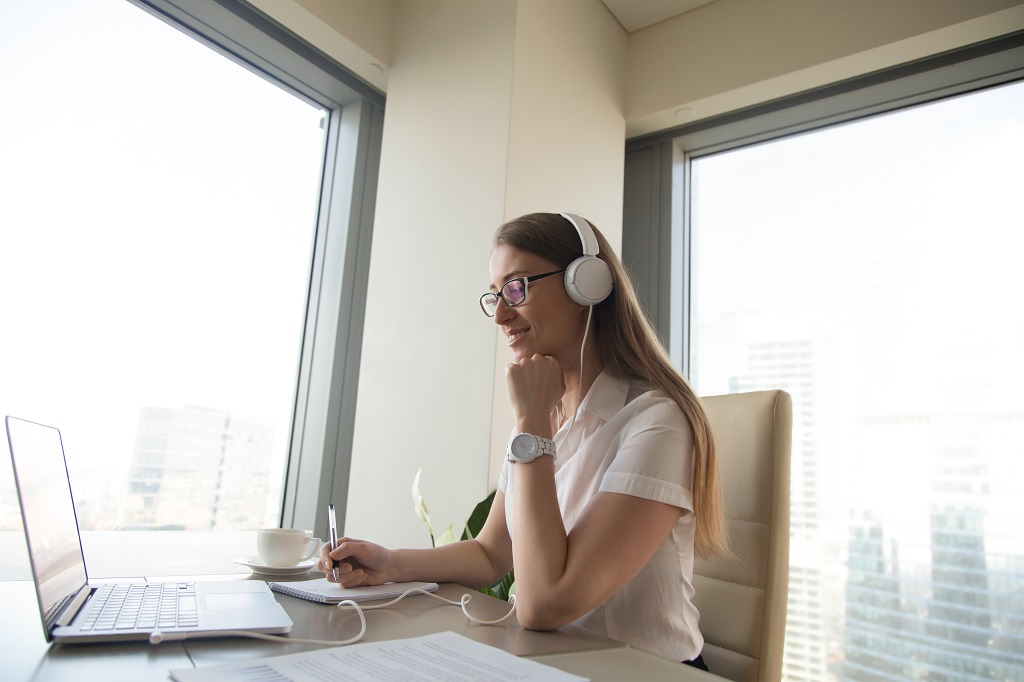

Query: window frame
[
  {"left": 621, "top": 24, "right": 1024, "bottom": 680},
  {"left": 622, "top": 29, "right": 1024, "bottom": 370},
  {"left": 128, "top": 0, "right": 384, "bottom": 541}
]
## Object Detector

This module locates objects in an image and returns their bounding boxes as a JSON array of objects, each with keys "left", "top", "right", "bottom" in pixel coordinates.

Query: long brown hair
[{"left": 495, "top": 212, "right": 730, "bottom": 558}]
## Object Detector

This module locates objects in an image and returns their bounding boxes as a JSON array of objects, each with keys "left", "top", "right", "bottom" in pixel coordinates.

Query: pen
[{"left": 328, "top": 503, "right": 339, "bottom": 583}]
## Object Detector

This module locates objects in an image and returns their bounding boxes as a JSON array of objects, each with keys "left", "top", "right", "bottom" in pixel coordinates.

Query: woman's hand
[
  {"left": 506, "top": 354, "right": 564, "bottom": 435},
  {"left": 317, "top": 537, "right": 393, "bottom": 588}
]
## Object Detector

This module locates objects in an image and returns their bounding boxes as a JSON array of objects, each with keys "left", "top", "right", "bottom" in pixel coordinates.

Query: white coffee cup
[{"left": 256, "top": 528, "right": 322, "bottom": 567}]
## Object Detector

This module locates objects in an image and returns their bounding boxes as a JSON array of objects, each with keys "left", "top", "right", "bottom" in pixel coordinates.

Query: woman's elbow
[
  {"left": 514, "top": 597, "right": 576, "bottom": 631},
  {"left": 518, "top": 613, "right": 564, "bottom": 632}
]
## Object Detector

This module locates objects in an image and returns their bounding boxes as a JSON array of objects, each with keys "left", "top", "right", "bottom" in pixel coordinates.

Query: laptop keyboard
[{"left": 81, "top": 582, "right": 199, "bottom": 631}]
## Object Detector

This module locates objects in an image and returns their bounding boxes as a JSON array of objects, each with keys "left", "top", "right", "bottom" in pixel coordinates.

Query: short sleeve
[
  {"left": 598, "top": 392, "right": 695, "bottom": 511},
  {"left": 498, "top": 428, "right": 515, "bottom": 494},
  {"left": 498, "top": 458, "right": 510, "bottom": 494}
]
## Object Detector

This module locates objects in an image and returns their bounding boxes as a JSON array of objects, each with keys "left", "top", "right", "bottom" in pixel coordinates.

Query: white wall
[
  {"left": 489, "top": 0, "right": 627, "bottom": 490},
  {"left": 258, "top": 0, "right": 1024, "bottom": 137},
  {"left": 248, "top": 0, "right": 394, "bottom": 93},
  {"left": 342, "top": 0, "right": 627, "bottom": 549},
  {"left": 625, "top": 0, "right": 1024, "bottom": 136},
  {"left": 294, "top": 0, "right": 396, "bottom": 65},
  {"left": 344, "top": 0, "right": 518, "bottom": 549}
]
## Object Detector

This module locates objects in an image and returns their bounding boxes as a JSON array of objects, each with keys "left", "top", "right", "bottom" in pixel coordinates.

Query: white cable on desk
[{"left": 149, "top": 588, "right": 516, "bottom": 646}]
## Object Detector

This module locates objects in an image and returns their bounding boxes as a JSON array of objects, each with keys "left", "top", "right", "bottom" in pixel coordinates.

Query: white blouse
[{"left": 498, "top": 371, "right": 703, "bottom": 662}]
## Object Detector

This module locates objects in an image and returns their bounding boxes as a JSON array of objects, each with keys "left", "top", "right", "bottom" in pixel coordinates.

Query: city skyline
[{"left": 692, "top": 78, "right": 1024, "bottom": 680}]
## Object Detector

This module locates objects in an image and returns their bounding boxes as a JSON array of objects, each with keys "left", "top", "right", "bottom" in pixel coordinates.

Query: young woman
[{"left": 318, "top": 212, "right": 729, "bottom": 667}]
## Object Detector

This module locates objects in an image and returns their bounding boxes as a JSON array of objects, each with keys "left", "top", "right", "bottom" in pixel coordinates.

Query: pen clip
[
  {"left": 328, "top": 504, "right": 339, "bottom": 546},
  {"left": 328, "top": 503, "right": 340, "bottom": 582}
]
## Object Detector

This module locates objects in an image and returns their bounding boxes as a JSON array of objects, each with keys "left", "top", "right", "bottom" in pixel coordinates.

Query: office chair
[{"left": 694, "top": 390, "right": 792, "bottom": 682}]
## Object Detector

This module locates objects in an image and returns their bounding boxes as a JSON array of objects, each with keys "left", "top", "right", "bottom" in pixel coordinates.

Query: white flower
[
  {"left": 435, "top": 522, "right": 458, "bottom": 546},
  {"left": 412, "top": 466, "right": 432, "bottom": 527}
]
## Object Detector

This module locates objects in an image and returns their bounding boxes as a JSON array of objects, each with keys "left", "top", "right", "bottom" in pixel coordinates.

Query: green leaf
[
  {"left": 461, "top": 490, "right": 496, "bottom": 541},
  {"left": 484, "top": 570, "right": 515, "bottom": 602},
  {"left": 457, "top": 490, "right": 514, "bottom": 601}
]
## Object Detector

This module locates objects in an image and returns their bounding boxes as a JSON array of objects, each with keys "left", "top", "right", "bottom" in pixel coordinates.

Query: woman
[{"left": 318, "top": 212, "right": 729, "bottom": 667}]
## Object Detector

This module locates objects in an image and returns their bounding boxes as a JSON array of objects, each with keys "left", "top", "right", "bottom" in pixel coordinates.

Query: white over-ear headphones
[{"left": 559, "top": 213, "right": 613, "bottom": 306}]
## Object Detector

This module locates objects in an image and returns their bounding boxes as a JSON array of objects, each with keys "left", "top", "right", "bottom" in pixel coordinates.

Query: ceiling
[{"left": 600, "top": 0, "right": 719, "bottom": 33}]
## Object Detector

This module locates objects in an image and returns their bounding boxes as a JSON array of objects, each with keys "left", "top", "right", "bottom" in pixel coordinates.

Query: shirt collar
[{"left": 580, "top": 370, "right": 631, "bottom": 423}]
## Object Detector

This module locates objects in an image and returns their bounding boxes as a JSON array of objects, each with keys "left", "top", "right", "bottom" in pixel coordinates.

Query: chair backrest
[{"left": 694, "top": 390, "right": 792, "bottom": 682}]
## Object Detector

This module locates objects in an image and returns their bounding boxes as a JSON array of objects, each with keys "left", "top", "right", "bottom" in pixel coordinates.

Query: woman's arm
[
  {"left": 511, "top": 460, "right": 681, "bottom": 630},
  {"left": 319, "top": 490, "right": 514, "bottom": 590},
  {"left": 388, "top": 489, "right": 514, "bottom": 588},
  {"left": 505, "top": 354, "right": 683, "bottom": 630}
]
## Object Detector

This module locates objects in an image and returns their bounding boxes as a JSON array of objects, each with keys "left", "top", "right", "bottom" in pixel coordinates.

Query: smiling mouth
[{"left": 507, "top": 330, "right": 528, "bottom": 345}]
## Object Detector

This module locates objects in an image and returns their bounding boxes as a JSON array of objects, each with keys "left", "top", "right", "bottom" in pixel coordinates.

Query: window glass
[
  {"left": 691, "top": 81, "right": 1024, "bottom": 680},
  {"left": 0, "top": 0, "right": 325, "bottom": 574}
]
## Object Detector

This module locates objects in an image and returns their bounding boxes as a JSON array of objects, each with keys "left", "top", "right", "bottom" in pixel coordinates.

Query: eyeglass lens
[
  {"left": 502, "top": 279, "right": 526, "bottom": 306},
  {"left": 480, "top": 277, "right": 529, "bottom": 316}
]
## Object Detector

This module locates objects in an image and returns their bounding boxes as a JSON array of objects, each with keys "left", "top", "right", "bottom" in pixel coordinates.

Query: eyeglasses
[{"left": 479, "top": 269, "right": 565, "bottom": 317}]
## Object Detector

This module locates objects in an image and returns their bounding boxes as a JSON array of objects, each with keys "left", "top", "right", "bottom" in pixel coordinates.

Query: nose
[{"left": 493, "top": 297, "right": 515, "bottom": 325}]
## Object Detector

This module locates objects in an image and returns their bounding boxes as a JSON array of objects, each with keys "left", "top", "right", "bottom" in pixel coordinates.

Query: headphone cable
[
  {"left": 149, "top": 588, "right": 516, "bottom": 646},
  {"left": 556, "top": 305, "right": 593, "bottom": 449}
]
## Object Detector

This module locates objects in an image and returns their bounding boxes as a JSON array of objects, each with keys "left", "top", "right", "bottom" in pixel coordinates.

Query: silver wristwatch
[{"left": 507, "top": 433, "right": 557, "bottom": 464}]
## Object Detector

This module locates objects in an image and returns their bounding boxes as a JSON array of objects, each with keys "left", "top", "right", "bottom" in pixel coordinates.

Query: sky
[
  {"left": 0, "top": 0, "right": 326, "bottom": 526},
  {"left": 691, "top": 78, "right": 1024, "bottom": 554}
]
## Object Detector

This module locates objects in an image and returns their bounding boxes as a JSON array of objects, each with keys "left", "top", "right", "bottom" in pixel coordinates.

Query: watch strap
[{"left": 507, "top": 433, "right": 557, "bottom": 463}]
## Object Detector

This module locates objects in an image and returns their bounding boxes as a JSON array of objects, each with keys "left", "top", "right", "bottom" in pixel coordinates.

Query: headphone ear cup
[{"left": 565, "top": 255, "right": 613, "bottom": 306}]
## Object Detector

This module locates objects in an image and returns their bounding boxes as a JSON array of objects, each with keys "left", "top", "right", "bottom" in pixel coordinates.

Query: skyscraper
[
  {"left": 841, "top": 432, "right": 1024, "bottom": 681},
  {"left": 119, "top": 405, "right": 274, "bottom": 530},
  {"left": 842, "top": 512, "right": 907, "bottom": 680},
  {"left": 731, "top": 333, "right": 829, "bottom": 682}
]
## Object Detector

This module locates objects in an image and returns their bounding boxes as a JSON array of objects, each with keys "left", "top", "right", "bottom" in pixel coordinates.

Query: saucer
[{"left": 235, "top": 555, "right": 317, "bottom": 576}]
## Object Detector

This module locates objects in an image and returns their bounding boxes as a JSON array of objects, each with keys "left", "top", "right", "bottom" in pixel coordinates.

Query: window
[
  {"left": 624, "top": 34, "right": 1024, "bottom": 682},
  {"left": 0, "top": 0, "right": 381, "bottom": 578},
  {"left": 690, "top": 80, "right": 1024, "bottom": 682}
]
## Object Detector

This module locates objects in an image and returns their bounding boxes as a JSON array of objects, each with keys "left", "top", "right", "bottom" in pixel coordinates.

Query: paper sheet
[{"left": 169, "top": 630, "right": 587, "bottom": 682}]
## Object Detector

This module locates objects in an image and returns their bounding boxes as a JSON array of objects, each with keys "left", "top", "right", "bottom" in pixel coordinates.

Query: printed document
[{"left": 170, "top": 630, "right": 587, "bottom": 682}]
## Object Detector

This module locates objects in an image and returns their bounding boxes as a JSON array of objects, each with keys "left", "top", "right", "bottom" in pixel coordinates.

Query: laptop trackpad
[{"left": 204, "top": 592, "right": 272, "bottom": 611}]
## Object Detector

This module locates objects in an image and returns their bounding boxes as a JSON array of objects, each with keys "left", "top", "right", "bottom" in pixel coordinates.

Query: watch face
[{"left": 511, "top": 434, "right": 537, "bottom": 458}]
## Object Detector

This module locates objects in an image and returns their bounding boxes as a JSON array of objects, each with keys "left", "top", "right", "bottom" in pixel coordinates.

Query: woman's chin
[
  {"left": 507, "top": 336, "right": 528, "bottom": 361},
  {"left": 509, "top": 344, "right": 534, "bottom": 362}
]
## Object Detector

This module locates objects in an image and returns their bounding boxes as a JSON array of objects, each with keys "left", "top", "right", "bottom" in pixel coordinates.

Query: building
[
  {"left": 728, "top": 332, "right": 829, "bottom": 682},
  {"left": 842, "top": 432, "right": 1024, "bottom": 680},
  {"left": 119, "top": 406, "right": 274, "bottom": 530}
]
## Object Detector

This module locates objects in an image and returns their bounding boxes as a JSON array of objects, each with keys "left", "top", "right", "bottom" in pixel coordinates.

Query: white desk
[
  {"left": 0, "top": 581, "right": 191, "bottom": 682},
  {"left": 0, "top": 577, "right": 721, "bottom": 681}
]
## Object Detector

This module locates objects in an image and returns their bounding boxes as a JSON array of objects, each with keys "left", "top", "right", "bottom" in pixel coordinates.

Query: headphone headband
[{"left": 559, "top": 212, "right": 600, "bottom": 257}]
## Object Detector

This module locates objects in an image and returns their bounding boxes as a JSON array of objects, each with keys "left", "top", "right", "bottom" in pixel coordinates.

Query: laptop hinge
[{"left": 55, "top": 585, "right": 92, "bottom": 627}]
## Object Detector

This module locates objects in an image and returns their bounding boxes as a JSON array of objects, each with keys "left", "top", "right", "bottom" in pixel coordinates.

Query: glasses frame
[{"left": 479, "top": 269, "right": 566, "bottom": 317}]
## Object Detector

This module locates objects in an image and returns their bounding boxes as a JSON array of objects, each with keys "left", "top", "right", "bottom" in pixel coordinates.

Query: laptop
[{"left": 4, "top": 416, "right": 294, "bottom": 644}]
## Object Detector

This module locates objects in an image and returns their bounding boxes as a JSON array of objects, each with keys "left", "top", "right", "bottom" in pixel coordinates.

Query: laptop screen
[{"left": 5, "top": 417, "right": 89, "bottom": 634}]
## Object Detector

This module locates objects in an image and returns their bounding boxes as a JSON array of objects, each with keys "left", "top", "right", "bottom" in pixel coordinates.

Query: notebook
[
  {"left": 269, "top": 578, "right": 439, "bottom": 604},
  {"left": 4, "top": 416, "right": 294, "bottom": 643}
]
